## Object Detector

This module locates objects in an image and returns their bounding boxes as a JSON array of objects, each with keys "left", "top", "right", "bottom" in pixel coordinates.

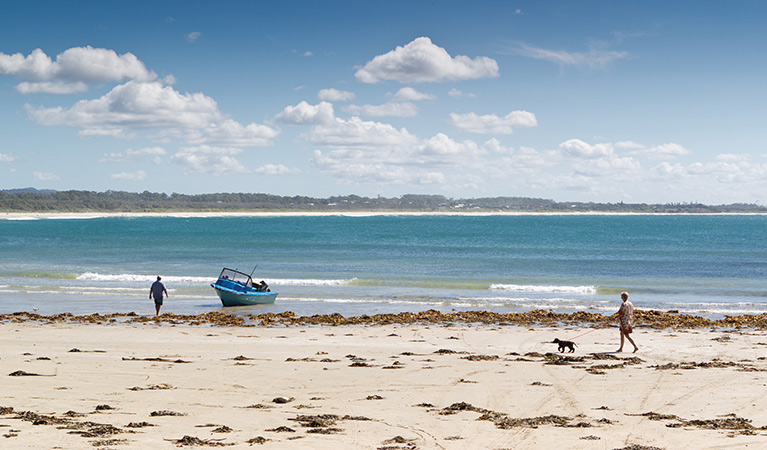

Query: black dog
[{"left": 553, "top": 338, "right": 577, "bottom": 353}]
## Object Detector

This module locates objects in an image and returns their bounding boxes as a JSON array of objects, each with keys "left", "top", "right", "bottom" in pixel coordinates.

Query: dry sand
[{"left": 2, "top": 320, "right": 767, "bottom": 449}]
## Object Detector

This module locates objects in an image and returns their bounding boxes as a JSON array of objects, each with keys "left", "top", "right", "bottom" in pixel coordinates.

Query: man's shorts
[{"left": 154, "top": 297, "right": 163, "bottom": 306}]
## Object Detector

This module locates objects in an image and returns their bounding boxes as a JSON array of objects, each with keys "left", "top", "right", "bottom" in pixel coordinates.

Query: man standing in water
[
  {"left": 617, "top": 291, "right": 639, "bottom": 353},
  {"left": 149, "top": 276, "right": 169, "bottom": 316}
]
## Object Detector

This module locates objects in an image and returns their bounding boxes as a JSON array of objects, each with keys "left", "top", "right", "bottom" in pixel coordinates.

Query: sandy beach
[{"left": 2, "top": 318, "right": 767, "bottom": 449}]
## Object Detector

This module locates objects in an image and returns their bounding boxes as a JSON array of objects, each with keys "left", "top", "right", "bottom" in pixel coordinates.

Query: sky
[{"left": 1, "top": 0, "right": 766, "bottom": 204}]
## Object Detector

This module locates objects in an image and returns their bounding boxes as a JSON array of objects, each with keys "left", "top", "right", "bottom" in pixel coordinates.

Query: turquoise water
[{"left": 1, "top": 214, "right": 766, "bottom": 318}]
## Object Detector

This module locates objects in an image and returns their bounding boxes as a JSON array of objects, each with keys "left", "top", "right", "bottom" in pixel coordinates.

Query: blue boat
[{"left": 211, "top": 267, "right": 278, "bottom": 306}]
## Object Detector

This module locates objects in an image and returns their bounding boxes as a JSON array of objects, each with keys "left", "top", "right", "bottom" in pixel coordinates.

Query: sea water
[{"left": 1, "top": 214, "right": 766, "bottom": 319}]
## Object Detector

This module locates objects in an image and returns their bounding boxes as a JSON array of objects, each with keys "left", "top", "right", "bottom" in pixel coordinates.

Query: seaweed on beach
[
  {"left": 92, "top": 438, "right": 129, "bottom": 447},
  {"left": 122, "top": 356, "right": 191, "bottom": 363},
  {"left": 613, "top": 446, "right": 665, "bottom": 450},
  {"left": 166, "top": 435, "right": 233, "bottom": 446},
  {"left": 150, "top": 410, "right": 187, "bottom": 416},
  {"left": 650, "top": 360, "right": 761, "bottom": 371},
  {"left": 127, "top": 383, "right": 175, "bottom": 391},
  {"left": 6, "top": 308, "right": 767, "bottom": 329},
  {"left": 461, "top": 354, "right": 499, "bottom": 361},
  {"left": 628, "top": 412, "right": 762, "bottom": 436},
  {"left": 437, "top": 402, "right": 577, "bottom": 429},
  {"left": 8, "top": 370, "right": 53, "bottom": 376}
]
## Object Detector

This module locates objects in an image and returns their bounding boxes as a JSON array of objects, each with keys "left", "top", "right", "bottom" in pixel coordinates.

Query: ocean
[{"left": 1, "top": 214, "right": 766, "bottom": 319}]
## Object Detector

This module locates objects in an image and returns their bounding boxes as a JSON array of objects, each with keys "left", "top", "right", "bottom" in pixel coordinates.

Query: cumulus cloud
[
  {"left": 255, "top": 164, "right": 301, "bottom": 175},
  {"left": 615, "top": 141, "right": 645, "bottom": 149},
  {"left": 512, "top": 42, "right": 629, "bottom": 70},
  {"left": 650, "top": 161, "right": 686, "bottom": 179},
  {"left": 111, "top": 170, "right": 147, "bottom": 180},
  {"left": 631, "top": 142, "right": 691, "bottom": 159},
  {"left": 306, "top": 115, "right": 419, "bottom": 150},
  {"left": 0, "top": 153, "right": 18, "bottom": 163},
  {"left": 450, "top": 111, "right": 537, "bottom": 134},
  {"left": 33, "top": 171, "right": 60, "bottom": 180},
  {"left": 447, "top": 88, "right": 475, "bottom": 98},
  {"left": 275, "top": 101, "right": 335, "bottom": 125},
  {"left": 0, "top": 46, "right": 156, "bottom": 94},
  {"left": 391, "top": 87, "right": 435, "bottom": 101},
  {"left": 101, "top": 146, "right": 166, "bottom": 163},
  {"left": 559, "top": 139, "right": 615, "bottom": 158},
  {"left": 355, "top": 36, "right": 499, "bottom": 83},
  {"left": 318, "top": 88, "right": 355, "bottom": 101},
  {"left": 186, "top": 32, "right": 202, "bottom": 43},
  {"left": 483, "top": 138, "right": 513, "bottom": 154},
  {"left": 171, "top": 145, "right": 249, "bottom": 175},
  {"left": 26, "top": 80, "right": 278, "bottom": 146},
  {"left": 344, "top": 101, "right": 418, "bottom": 117}
]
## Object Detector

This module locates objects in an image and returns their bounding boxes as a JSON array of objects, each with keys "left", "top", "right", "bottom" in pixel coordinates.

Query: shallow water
[{"left": 1, "top": 214, "right": 766, "bottom": 319}]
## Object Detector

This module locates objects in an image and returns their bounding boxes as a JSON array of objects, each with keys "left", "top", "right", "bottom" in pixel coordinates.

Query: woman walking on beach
[{"left": 617, "top": 291, "right": 639, "bottom": 353}]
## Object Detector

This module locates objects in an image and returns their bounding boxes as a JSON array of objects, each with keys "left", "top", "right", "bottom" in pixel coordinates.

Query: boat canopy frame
[{"left": 217, "top": 268, "right": 253, "bottom": 289}]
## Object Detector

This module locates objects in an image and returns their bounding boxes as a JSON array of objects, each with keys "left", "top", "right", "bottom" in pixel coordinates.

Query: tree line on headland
[{"left": 1, "top": 188, "right": 766, "bottom": 213}]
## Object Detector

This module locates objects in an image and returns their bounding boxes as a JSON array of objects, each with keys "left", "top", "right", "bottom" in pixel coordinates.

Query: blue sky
[{"left": 1, "top": 1, "right": 765, "bottom": 204}]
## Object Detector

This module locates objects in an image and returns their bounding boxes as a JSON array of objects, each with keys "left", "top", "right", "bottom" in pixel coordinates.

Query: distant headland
[{"left": 1, "top": 188, "right": 766, "bottom": 214}]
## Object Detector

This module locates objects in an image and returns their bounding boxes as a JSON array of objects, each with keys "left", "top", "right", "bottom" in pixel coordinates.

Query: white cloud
[
  {"left": 512, "top": 42, "right": 629, "bottom": 70},
  {"left": 650, "top": 161, "right": 686, "bottom": 179},
  {"left": 483, "top": 138, "right": 513, "bottom": 154},
  {"left": 391, "top": 87, "right": 435, "bottom": 101},
  {"left": 573, "top": 155, "right": 641, "bottom": 175},
  {"left": 447, "top": 88, "right": 476, "bottom": 98},
  {"left": 355, "top": 36, "right": 499, "bottom": 83},
  {"left": 111, "top": 170, "right": 147, "bottom": 180},
  {"left": 275, "top": 101, "right": 335, "bottom": 125},
  {"left": 559, "top": 139, "right": 615, "bottom": 158},
  {"left": 716, "top": 153, "right": 749, "bottom": 163},
  {"left": 306, "top": 115, "right": 419, "bottom": 150},
  {"left": 185, "top": 118, "right": 280, "bottom": 147},
  {"left": 0, "top": 47, "right": 156, "bottom": 94},
  {"left": 26, "top": 80, "right": 278, "bottom": 146},
  {"left": 615, "top": 141, "right": 645, "bottom": 149},
  {"left": 171, "top": 145, "right": 249, "bottom": 175},
  {"left": 186, "top": 32, "right": 202, "bottom": 43},
  {"left": 418, "top": 133, "right": 485, "bottom": 158},
  {"left": 0, "top": 153, "right": 18, "bottom": 163},
  {"left": 450, "top": 111, "right": 537, "bottom": 134},
  {"left": 317, "top": 88, "right": 355, "bottom": 102},
  {"left": 636, "top": 143, "right": 691, "bottom": 159},
  {"left": 17, "top": 81, "right": 89, "bottom": 94},
  {"left": 255, "top": 164, "right": 301, "bottom": 175},
  {"left": 344, "top": 101, "right": 418, "bottom": 117},
  {"left": 33, "top": 171, "right": 60, "bottom": 180},
  {"left": 101, "top": 146, "right": 166, "bottom": 163}
]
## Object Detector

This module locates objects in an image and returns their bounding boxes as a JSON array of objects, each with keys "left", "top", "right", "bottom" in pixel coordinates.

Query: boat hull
[{"left": 211, "top": 284, "right": 277, "bottom": 306}]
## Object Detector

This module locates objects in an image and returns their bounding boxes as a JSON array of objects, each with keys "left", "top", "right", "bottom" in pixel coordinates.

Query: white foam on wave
[
  {"left": 269, "top": 278, "right": 355, "bottom": 286},
  {"left": 76, "top": 272, "right": 355, "bottom": 287},
  {"left": 490, "top": 284, "right": 597, "bottom": 294},
  {"left": 77, "top": 272, "right": 213, "bottom": 283}
]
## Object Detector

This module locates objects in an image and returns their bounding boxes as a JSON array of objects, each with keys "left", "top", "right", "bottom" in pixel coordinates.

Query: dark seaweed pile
[{"left": 2, "top": 309, "right": 767, "bottom": 329}]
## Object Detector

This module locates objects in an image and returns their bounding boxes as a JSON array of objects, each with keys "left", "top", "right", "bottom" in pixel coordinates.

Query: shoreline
[
  {"left": 3, "top": 210, "right": 767, "bottom": 219},
  {"left": 2, "top": 320, "right": 767, "bottom": 449}
]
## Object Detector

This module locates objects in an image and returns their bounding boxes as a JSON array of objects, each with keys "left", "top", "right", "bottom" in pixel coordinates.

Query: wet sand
[{"left": 2, "top": 317, "right": 767, "bottom": 449}]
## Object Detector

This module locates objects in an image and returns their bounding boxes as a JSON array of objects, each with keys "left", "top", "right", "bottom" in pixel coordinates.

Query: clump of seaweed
[
  {"left": 166, "top": 435, "right": 233, "bottom": 446},
  {"left": 150, "top": 410, "right": 187, "bottom": 417},
  {"left": 437, "top": 402, "right": 577, "bottom": 430}
]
